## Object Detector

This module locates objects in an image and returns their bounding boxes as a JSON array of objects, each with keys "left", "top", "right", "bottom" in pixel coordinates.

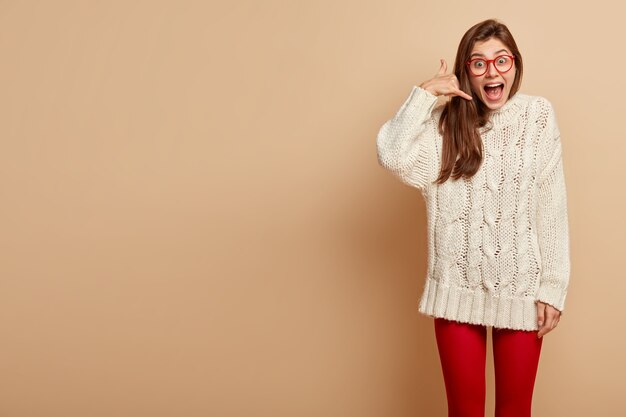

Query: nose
[{"left": 486, "top": 60, "right": 499, "bottom": 77}]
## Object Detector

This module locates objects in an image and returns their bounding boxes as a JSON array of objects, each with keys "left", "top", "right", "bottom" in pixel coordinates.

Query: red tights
[{"left": 434, "top": 318, "right": 543, "bottom": 417}]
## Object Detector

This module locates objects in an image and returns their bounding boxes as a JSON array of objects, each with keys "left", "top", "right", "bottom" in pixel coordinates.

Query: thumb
[{"left": 437, "top": 58, "right": 447, "bottom": 75}]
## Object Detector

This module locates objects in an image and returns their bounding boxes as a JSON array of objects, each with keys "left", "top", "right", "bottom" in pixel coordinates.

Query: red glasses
[{"left": 466, "top": 54, "right": 516, "bottom": 76}]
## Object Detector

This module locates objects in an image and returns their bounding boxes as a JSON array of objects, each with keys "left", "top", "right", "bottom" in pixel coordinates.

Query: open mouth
[{"left": 483, "top": 83, "right": 504, "bottom": 101}]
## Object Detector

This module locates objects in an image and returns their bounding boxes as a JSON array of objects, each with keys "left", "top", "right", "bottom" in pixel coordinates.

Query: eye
[
  {"left": 497, "top": 56, "right": 508, "bottom": 64},
  {"left": 473, "top": 60, "right": 485, "bottom": 68}
]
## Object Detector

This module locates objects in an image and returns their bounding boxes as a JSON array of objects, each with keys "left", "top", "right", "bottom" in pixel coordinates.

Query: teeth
[{"left": 485, "top": 83, "right": 503, "bottom": 87}]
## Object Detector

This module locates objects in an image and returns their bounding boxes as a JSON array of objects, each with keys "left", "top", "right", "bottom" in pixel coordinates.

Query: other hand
[{"left": 537, "top": 301, "right": 561, "bottom": 338}]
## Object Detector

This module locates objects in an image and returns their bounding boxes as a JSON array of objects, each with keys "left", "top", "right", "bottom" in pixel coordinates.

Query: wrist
[{"left": 419, "top": 82, "right": 438, "bottom": 97}]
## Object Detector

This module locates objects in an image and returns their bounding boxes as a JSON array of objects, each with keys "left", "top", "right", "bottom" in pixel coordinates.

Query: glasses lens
[
  {"left": 470, "top": 59, "right": 487, "bottom": 75},
  {"left": 495, "top": 55, "right": 513, "bottom": 72}
]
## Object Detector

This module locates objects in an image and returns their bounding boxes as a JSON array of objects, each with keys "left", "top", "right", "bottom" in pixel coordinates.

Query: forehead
[{"left": 470, "top": 38, "right": 510, "bottom": 57}]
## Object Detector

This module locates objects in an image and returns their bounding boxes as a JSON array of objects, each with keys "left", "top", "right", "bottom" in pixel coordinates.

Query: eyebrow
[{"left": 470, "top": 48, "right": 509, "bottom": 58}]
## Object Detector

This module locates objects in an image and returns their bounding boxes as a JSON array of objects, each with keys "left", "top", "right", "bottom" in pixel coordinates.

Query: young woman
[{"left": 376, "top": 19, "right": 571, "bottom": 417}]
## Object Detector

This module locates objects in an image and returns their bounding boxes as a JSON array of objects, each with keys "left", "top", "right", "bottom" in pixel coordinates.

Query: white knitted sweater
[{"left": 376, "top": 86, "right": 571, "bottom": 331}]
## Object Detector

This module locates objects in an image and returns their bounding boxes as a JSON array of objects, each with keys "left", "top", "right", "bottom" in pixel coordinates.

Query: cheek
[
  {"left": 469, "top": 79, "right": 482, "bottom": 95},
  {"left": 504, "top": 77, "right": 514, "bottom": 90},
  {"left": 506, "top": 69, "right": 516, "bottom": 85}
]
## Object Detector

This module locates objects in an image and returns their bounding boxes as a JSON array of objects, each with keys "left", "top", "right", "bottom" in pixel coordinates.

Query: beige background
[{"left": 0, "top": 1, "right": 623, "bottom": 416}]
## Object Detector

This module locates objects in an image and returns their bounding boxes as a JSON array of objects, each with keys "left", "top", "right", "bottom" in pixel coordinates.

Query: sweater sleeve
[
  {"left": 535, "top": 99, "right": 571, "bottom": 313},
  {"left": 376, "top": 85, "right": 440, "bottom": 190}
]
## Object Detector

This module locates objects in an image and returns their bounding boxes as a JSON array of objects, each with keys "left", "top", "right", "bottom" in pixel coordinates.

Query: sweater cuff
[
  {"left": 375, "top": 85, "right": 440, "bottom": 190},
  {"left": 406, "top": 85, "right": 439, "bottom": 118},
  {"left": 536, "top": 283, "right": 567, "bottom": 313}
]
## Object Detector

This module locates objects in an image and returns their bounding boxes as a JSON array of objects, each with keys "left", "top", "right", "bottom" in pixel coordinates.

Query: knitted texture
[{"left": 376, "top": 86, "right": 571, "bottom": 331}]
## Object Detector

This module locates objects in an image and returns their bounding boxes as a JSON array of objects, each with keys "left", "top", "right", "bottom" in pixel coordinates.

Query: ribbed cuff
[{"left": 536, "top": 282, "right": 567, "bottom": 313}]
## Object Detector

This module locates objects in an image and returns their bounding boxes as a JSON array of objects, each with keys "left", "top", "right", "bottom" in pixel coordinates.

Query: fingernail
[{"left": 538, "top": 322, "right": 543, "bottom": 326}]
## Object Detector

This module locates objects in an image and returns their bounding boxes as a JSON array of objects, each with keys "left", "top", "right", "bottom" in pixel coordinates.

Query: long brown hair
[{"left": 435, "top": 19, "right": 524, "bottom": 184}]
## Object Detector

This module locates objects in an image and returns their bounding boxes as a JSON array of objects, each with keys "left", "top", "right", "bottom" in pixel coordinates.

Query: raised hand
[{"left": 419, "top": 59, "right": 473, "bottom": 100}]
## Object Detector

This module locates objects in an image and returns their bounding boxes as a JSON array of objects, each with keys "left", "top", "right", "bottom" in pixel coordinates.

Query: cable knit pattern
[{"left": 376, "top": 85, "right": 571, "bottom": 331}]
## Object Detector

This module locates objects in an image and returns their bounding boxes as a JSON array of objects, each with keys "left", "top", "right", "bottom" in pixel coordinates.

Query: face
[{"left": 467, "top": 37, "right": 516, "bottom": 110}]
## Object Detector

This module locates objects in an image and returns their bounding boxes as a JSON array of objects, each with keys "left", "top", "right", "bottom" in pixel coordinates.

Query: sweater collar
[{"left": 485, "top": 92, "right": 525, "bottom": 125}]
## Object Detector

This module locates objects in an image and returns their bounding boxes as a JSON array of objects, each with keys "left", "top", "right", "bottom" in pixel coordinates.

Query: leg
[
  {"left": 492, "top": 327, "right": 543, "bottom": 417},
  {"left": 434, "top": 318, "right": 487, "bottom": 417}
]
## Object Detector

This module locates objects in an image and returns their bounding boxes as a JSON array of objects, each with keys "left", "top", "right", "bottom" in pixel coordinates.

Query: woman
[{"left": 376, "top": 19, "right": 570, "bottom": 417}]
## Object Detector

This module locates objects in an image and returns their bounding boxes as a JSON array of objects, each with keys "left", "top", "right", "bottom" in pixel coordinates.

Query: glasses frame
[{"left": 466, "top": 54, "right": 516, "bottom": 77}]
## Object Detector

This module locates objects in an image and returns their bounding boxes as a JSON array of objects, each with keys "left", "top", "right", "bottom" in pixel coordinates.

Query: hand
[
  {"left": 419, "top": 59, "right": 473, "bottom": 101},
  {"left": 536, "top": 301, "right": 561, "bottom": 338}
]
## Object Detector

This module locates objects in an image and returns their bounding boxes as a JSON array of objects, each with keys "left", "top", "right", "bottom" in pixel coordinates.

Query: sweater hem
[{"left": 418, "top": 278, "right": 540, "bottom": 331}]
